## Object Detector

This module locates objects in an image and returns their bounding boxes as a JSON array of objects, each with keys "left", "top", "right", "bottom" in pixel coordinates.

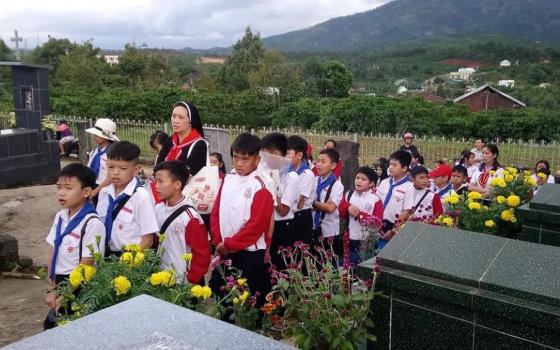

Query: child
[
  {"left": 534, "top": 168, "right": 551, "bottom": 196},
  {"left": 312, "top": 149, "right": 344, "bottom": 242},
  {"left": 44, "top": 163, "right": 105, "bottom": 329},
  {"left": 429, "top": 163, "right": 453, "bottom": 203},
  {"left": 531, "top": 160, "right": 555, "bottom": 184},
  {"left": 450, "top": 165, "right": 469, "bottom": 196},
  {"left": 376, "top": 150, "right": 415, "bottom": 250},
  {"left": 154, "top": 161, "right": 210, "bottom": 284},
  {"left": 317, "top": 139, "right": 342, "bottom": 178},
  {"left": 287, "top": 136, "right": 317, "bottom": 246},
  {"left": 56, "top": 119, "right": 74, "bottom": 156},
  {"left": 457, "top": 150, "right": 477, "bottom": 179},
  {"left": 149, "top": 130, "right": 169, "bottom": 166},
  {"left": 261, "top": 133, "right": 299, "bottom": 271},
  {"left": 210, "top": 152, "right": 227, "bottom": 178},
  {"left": 339, "top": 167, "right": 383, "bottom": 267},
  {"left": 86, "top": 118, "right": 119, "bottom": 198},
  {"left": 410, "top": 166, "right": 443, "bottom": 221},
  {"left": 96, "top": 141, "right": 158, "bottom": 256},
  {"left": 210, "top": 133, "right": 273, "bottom": 307}
]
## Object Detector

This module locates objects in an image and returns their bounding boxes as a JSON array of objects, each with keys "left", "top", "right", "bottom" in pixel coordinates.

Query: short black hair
[
  {"left": 58, "top": 163, "right": 96, "bottom": 189},
  {"left": 154, "top": 160, "right": 190, "bottom": 190},
  {"left": 390, "top": 150, "right": 412, "bottom": 169},
  {"left": 149, "top": 131, "right": 169, "bottom": 150},
  {"left": 325, "top": 139, "right": 337, "bottom": 148},
  {"left": 319, "top": 148, "right": 340, "bottom": 163},
  {"left": 231, "top": 133, "right": 260, "bottom": 156},
  {"left": 260, "top": 132, "right": 288, "bottom": 156},
  {"left": 452, "top": 165, "right": 468, "bottom": 177},
  {"left": 287, "top": 135, "right": 308, "bottom": 160},
  {"left": 107, "top": 141, "right": 141, "bottom": 163},
  {"left": 357, "top": 166, "right": 378, "bottom": 183},
  {"left": 410, "top": 166, "right": 429, "bottom": 177}
]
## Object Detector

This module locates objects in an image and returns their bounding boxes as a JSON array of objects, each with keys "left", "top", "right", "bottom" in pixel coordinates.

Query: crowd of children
[{"left": 44, "top": 114, "right": 557, "bottom": 327}]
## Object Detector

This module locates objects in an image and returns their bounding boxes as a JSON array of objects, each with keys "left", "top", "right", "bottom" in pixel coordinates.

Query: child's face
[
  {"left": 324, "top": 141, "right": 335, "bottom": 150},
  {"left": 404, "top": 137, "right": 413, "bottom": 145},
  {"left": 56, "top": 176, "right": 91, "bottom": 210},
  {"left": 388, "top": 159, "right": 407, "bottom": 178},
  {"left": 355, "top": 173, "right": 373, "bottom": 192},
  {"left": 155, "top": 169, "right": 182, "bottom": 201},
  {"left": 316, "top": 154, "right": 336, "bottom": 177},
  {"left": 93, "top": 135, "right": 109, "bottom": 146},
  {"left": 451, "top": 172, "right": 467, "bottom": 187},
  {"left": 467, "top": 154, "right": 476, "bottom": 166},
  {"left": 209, "top": 155, "right": 220, "bottom": 167},
  {"left": 434, "top": 176, "right": 449, "bottom": 187},
  {"left": 536, "top": 162, "right": 548, "bottom": 171},
  {"left": 413, "top": 173, "right": 429, "bottom": 189},
  {"left": 411, "top": 157, "right": 418, "bottom": 165},
  {"left": 233, "top": 151, "right": 259, "bottom": 176},
  {"left": 286, "top": 149, "right": 303, "bottom": 167},
  {"left": 376, "top": 167, "right": 383, "bottom": 177},
  {"left": 261, "top": 148, "right": 283, "bottom": 157},
  {"left": 108, "top": 159, "right": 141, "bottom": 189}
]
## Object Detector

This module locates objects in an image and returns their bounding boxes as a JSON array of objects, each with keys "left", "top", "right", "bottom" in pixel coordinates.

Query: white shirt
[
  {"left": 377, "top": 177, "right": 415, "bottom": 224},
  {"left": 313, "top": 178, "right": 344, "bottom": 237},
  {"left": 470, "top": 167, "right": 505, "bottom": 190},
  {"left": 470, "top": 148, "right": 483, "bottom": 167},
  {"left": 411, "top": 188, "right": 441, "bottom": 220},
  {"left": 155, "top": 197, "right": 204, "bottom": 281},
  {"left": 296, "top": 168, "right": 316, "bottom": 211},
  {"left": 431, "top": 183, "right": 453, "bottom": 205},
  {"left": 97, "top": 178, "right": 159, "bottom": 251},
  {"left": 466, "top": 165, "right": 478, "bottom": 179},
  {"left": 275, "top": 171, "right": 299, "bottom": 221},
  {"left": 345, "top": 190, "right": 383, "bottom": 240},
  {"left": 46, "top": 209, "right": 105, "bottom": 275},
  {"left": 88, "top": 145, "right": 109, "bottom": 185}
]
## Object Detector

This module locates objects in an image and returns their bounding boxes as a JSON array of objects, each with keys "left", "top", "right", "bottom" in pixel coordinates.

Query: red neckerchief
[
  {"left": 478, "top": 165, "right": 491, "bottom": 188},
  {"left": 165, "top": 129, "right": 203, "bottom": 161}
]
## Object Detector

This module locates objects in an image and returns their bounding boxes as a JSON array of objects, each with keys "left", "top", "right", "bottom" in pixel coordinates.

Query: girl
[
  {"left": 373, "top": 162, "right": 389, "bottom": 188},
  {"left": 469, "top": 144, "right": 504, "bottom": 196},
  {"left": 457, "top": 150, "right": 477, "bottom": 179},
  {"left": 149, "top": 131, "right": 169, "bottom": 166},
  {"left": 209, "top": 152, "right": 227, "bottom": 179},
  {"left": 531, "top": 160, "right": 555, "bottom": 184}
]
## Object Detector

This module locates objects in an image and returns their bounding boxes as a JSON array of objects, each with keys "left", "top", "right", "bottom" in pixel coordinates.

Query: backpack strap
[
  {"left": 112, "top": 182, "right": 141, "bottom": 221},
  {"left": 79, "top": 215, "right": 100, "bottom": 262},
  {"left": 347, "top": 190, "right": 355, "bottom": 203},
  {"left": 412, "top": 190, "right": 430, "bottom": 216},
  {"left": 320, "top": 181, "right": 337, "bottom": 221},
  {"left": 160, "top": 205, "right": 196, "bottom": 235}
]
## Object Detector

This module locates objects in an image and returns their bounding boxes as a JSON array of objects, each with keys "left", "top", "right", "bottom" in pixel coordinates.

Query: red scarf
[
  {"left": 165, "top": 129, "right": 204, "bottom": 161},
  {"left": 478, "top": 171, "right": 490, "bottom": 188}
]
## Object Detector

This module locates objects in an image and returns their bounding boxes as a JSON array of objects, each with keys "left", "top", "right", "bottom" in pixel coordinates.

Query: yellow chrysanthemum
[
  {"left": 113, "top": 276, "right": 131, "bottom": 296},
  {"left": 237, "top": 278, "right": 247, "bottom": 287},
  {"left": 504, "top": 174, "right": 514, "bottom": 183},
  {"left": 497, "top": 179, "right": 507, "bottom": 188},
  {"left": 537, "top": 172, "right": 547, "bottom": 180},
  {"left": 524, "top": 170, "right": 532, "bottom": 176},
  {"left": 496, "top": 196, "right": 506, "bottom": 204},
  {"left": 191, "top": 285, "right": 212, "bottom": 300},
  {"left": 69, "top": 264, "right": 96, "bottom": 288},
  {"left": 445, "top": 195, "right": 460, "bottom": 205},
  {"left": 506, "top": 167, "right": 518, "bottom": 175},
  {"left": 124, "top": 244, "right": 141, "bottom": 252},
  {"left": 182, "top": 253, "right": 193, "bottom": 262},
  {"left": 468, "top": 202, "right": 482, "bottom": 211},
  {"left": 525, "top": 177, "right": 537, "bottom": 187},
  {"left": 485, "top": 220, "right": 496, "bottom": 228},
  {"left": 467, "top": 192, "right": 483, "bottom": 201},
  {"left": 69, "top": 269, "right": 84, "bottom": 288},
  {"left": 120, "top": 251, "right": 144, "bottom": 267},
  {"left": 489, "top": 170, "right": 496, "bottom": 175},
  {"left": 150, "top": 271, "right": 175, "bottom": 287},
  {"left": 501, "top": 210, "right": 514, "bottom": 222},
  {"left": 506, "top": 195, "right": 521, "bottom": 208}
]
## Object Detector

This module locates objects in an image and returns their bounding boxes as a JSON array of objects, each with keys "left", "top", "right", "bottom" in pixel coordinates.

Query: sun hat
[{"left": 85, "top": 118, "right": 119, "bottom": 141}]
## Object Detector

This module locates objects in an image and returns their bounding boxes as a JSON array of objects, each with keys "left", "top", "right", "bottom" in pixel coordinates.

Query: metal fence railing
[{"left": 2, "top": 114, "right": 560, "bottom": 172}]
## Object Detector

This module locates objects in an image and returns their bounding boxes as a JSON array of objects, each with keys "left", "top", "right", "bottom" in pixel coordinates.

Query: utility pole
[{"left": 10, "top": 30, "right": 23, "bottom": 61}]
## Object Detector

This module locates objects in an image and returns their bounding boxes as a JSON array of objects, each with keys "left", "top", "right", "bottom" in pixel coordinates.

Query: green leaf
[
  {"left": 320, "top": 325, "right": 333, "bottom": 342},
  {"left": 303, "top": 335, "right": 313, "bottom": 350}
]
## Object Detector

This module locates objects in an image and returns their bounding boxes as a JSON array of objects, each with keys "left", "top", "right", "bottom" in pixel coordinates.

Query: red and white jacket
[
  {"left": 339, "top": 190, "right": 384, "bottom": 240},
  {"left": 211, "top": 170, "right": 274, "bottom": 252},
  {"left": 155, "top": 197, "right": 210, "bottom": 284},
  {"left": 411, "top": 188, "right": 443, "bottom": 221}
]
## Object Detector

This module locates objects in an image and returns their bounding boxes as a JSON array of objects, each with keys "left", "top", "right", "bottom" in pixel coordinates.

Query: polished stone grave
[
  {"left": 3, "top": 295, "right": 296, "bottom": 350},
  {"left": 359, "top": 222, "right": 560, "bottom": 350},
  {"left": 518, "top": 183, "right": 560, "bottom": 247}
]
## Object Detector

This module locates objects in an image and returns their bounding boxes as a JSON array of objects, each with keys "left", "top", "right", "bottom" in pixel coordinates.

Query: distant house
[
  {"left": 539, "top": 83, "right": 552, "bottom": 88},
  {"left": 103, "top": 55, "right": 120, "bottom": 66},
  {"left": 498, "top": 80, "right": 515, "bottom": 88},
  {"left": 458, "top": 67, "right": 476, "bottom": 80},
  {"left": 500, "top": 60, "right": 512, "bottom": 68},
  {"left": 397, "top": 86, "right": 408, "bottom": 95},
  {"left": 198, "top": 56, "right": 225, "bottom": 65},
  {"left": 454, "top": 84, "right": 526, "bottom": 112},
  {"left": 394, "top": 78, "right": 408, "bottom": 86},
  {"left": 449, "top": 72, "right": 462, "bottom": 80}
]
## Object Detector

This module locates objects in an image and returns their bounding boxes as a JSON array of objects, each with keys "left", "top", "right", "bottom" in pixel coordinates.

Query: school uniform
[
  {"left": 470, "top": 167, "right": 505, "bottom": 191},
  {"left": 270, "top": 171, "right": 299, "bottom": 270},
  {"left": 293, "top": 166, "right": 317, "bottom": 245},
  {"left": 376, "top": 176, "right": 415, "bottom": 249},
  {"left": 209, "top": 169, "right": 274, "bottom": 307},
  {"left": 87, "top": 145, "right": 110, "bottom": 185},
  {"left": 339, "top": 189, "right": 383, "bottom": 266},
  {"left": 431, "top": 183, "right": 453, "bottom": 206},
  {"left": 411, "top": 188, "right": 443, "bottom": 220},
  {"left": 313, "top": 176, "right": 344, "bottom": 238},
  {"left": 155, "top": 197, "right": 210, "bottom": 284},
  {"left": 97, "top": 177, "right": 159, "bottom": 254}
]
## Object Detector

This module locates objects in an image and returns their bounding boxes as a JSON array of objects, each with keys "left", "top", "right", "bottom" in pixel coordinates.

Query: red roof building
[{"left": 454, "top": 84, "right": 526, "bottom": 112}]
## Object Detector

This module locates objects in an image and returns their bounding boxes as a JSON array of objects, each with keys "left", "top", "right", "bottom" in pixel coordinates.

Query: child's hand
[
  {"left": 348, "top": 205, "right": 360, "bottom": 217},
  {"left": 215, "top": 242, "right": 228, "bottom": 258},
  {"left": 45, "top": 291, "right": 62, "bottom": 310}
]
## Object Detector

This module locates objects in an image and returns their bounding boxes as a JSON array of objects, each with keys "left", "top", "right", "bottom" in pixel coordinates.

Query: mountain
[{"left": 263, "top": 0, "right": 560, "bottom": 52}]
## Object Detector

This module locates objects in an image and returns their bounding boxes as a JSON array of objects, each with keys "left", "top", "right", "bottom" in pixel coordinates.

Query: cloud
[{"left": 0, "top": 0, "right": 391, "bottom": 49}]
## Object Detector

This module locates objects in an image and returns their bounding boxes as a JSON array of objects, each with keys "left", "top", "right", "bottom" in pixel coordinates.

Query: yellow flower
[
  {"left": 467, "top": 192, "right": 483, "bottom": 201},
  {"left": 506, "top": 167, "right": 518, "bottom": 175},
  {"left": 501, "top": 210, "right": 514, "bottom": 222},
  {"left": 113, "top": 276, "right": 131, "bottom": 296},
  {"left": 537, "top": 172, "right": 547, "bottom": 180},
  {"left": 150, "top": 271, "right": 175, "bottom": 287},
  {"left": 69, "top": 264, "right": 96, "bottom": 288},
  {"left": 233, "top": 297, "right": 240, "bottom": 305},
  {"left": 239, "top": 291, "right": 250, "bottom": 303},
  {"left": 504, "top": 174, "right": 514, "bottom": 183},
  {"left": 191, "top": 285, "right": 212, "bottom": 300},
  {"left": 445, "top": 195, "right": 460, "bottom": 205},
  {"left": 506, "top": 195, "right": 521, "bottom": 208},
  {"left": 182, "top": 253, "right": 193, "bottom": 262},
  {"left": 80, "top": 265, "right": 96, "bottom": 283},
  {"left": 69, "top": 269, "right": 84, "bottom": 288},
  {"left": 489, "top": 170, "right": 496, "bottom": 175},
  {"left": 496, "top": 196, "right": 506, "bottom": 204},
  {"left": 523, "top": 170, "right": 532, "bottom": 176},
  {"left": 124, "top": 244, "right": 141, "bottom": 252},
  {"left": 237, "top": 278, "right": 247, "bottom": 287},
  {"left": 442, "top": 217, "right": 453, "bottom": 227},
  {"left": 120, "top": 252, "right": 144, "bottom": 267},
  {"left": 525, "top": 177, "right": 537, "bottom": 187},
  {"left": 468, "top": 202, "right": 482, "bottom": 211},
  {"left": 485, "top": 220, "right": 496, "bottom": 228},
  {"left": 497, "top": 179, "right": 507, "bottom": 188}
]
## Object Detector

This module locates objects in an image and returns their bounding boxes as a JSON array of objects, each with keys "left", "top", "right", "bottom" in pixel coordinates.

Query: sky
[{"left": 0, "top": 0, "right": 390, "bottom": 51}]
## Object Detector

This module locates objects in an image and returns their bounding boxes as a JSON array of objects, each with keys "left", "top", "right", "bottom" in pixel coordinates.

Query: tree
[
  {"left": 324, "top": 61, "right": 353, "bottom": 97},
  {"left": 52, "top": 42, "right": 106, "bottom": 91},
  {"left": 26, "top": 37, "right": 77, "bottom": 69},
  {"left": 0, "top": 39, "right": 13, "bottom": 61},
  {"left": 119, "top": 44, "right": 148, "bottom": 89}
]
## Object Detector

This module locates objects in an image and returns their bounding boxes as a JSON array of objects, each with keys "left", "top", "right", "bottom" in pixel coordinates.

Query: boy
[
  {"left": 154, "top": 161, "right": 210, "bottom": 284},
  {"left": 429, "top": 163, "right": 453, "bottom": 203},
  {"left": 210, "top": 133, "right": 273, "bottom": 307},
  {"left": 44, "top": 163, "right": 105, "bottom": 329},
  {"left": 86, "top": 118, "right": 119, "bottom": 198},
  {"left": 410, "top": 166, "right": 443, "bottom": 221},
  {"left": 287, "top": 136, "right": 317, "bottom": 246},
  {"left": 376, "top": 150, "right": 415, "bottom": 249},
  {"left": 450, "top": 165, "right": 469, "bottom": 196},
  {"left": 339, "top": 167, "right": 383, "bottom": 266},
  {"left": 96, "top": 141, "right": 158, "bottom": 256},
  {"left": 261, "top": 133, "right": 299, "bottom": 271},
  {"left": 312, "top": 149, "right": 344, "bottom": 241},
  {"left": 319, "top": 139, "right": 342, "bottom": 178}
]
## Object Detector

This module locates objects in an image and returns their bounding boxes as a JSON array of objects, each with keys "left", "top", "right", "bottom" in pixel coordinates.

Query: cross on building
[{"left": 10, "top": 30, "right": 23, "bottom": 61}]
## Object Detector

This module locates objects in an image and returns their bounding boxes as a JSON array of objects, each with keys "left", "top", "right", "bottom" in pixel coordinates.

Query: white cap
[{"left": 85, "top": 118, "right": 119, "bottom": 141}]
